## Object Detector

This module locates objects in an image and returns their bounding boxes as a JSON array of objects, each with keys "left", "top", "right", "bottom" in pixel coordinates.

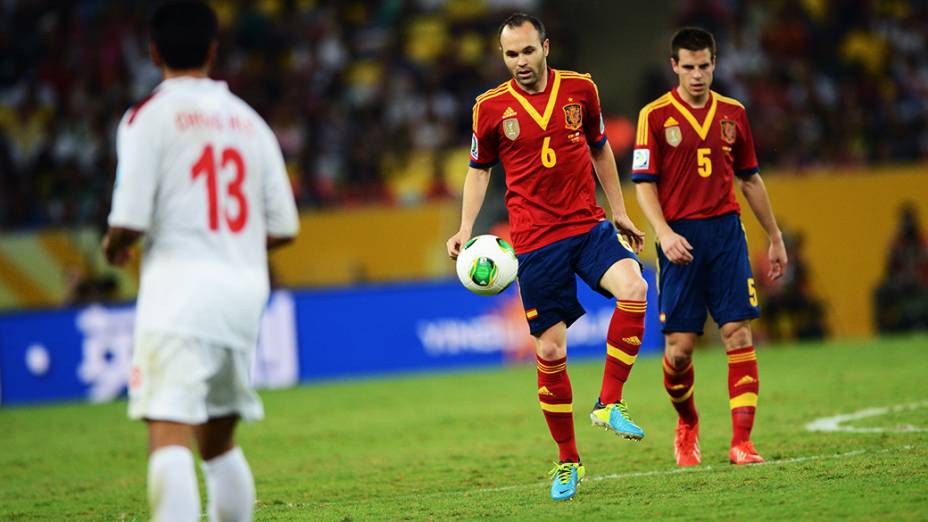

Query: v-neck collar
[
  {"left": 669, "top": 87, "right": 717, "bottom": 141},
  {"left": 507, "top": 68, "right": 561, "bottom": 131}
]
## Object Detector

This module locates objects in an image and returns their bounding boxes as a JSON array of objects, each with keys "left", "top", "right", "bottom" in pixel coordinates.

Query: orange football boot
[
  {"left": 673, "top": 419, "right": 701, "bottom": 467},
  {"left": 729, "top": 440, "right": 765, "bottom": 464}
]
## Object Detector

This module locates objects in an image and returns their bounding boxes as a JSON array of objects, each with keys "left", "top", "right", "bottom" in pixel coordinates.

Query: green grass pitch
[{"left": 2, "top": 335, "right": 926, "bottom": 520}]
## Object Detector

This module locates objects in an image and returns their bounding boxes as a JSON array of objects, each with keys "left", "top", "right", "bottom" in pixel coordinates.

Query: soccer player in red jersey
[
  {"left": 632, "top": 27, "right": 788, "bottom": 467},
  {"left": 446, "top": 13, "right": 649, "bottom": 501}
]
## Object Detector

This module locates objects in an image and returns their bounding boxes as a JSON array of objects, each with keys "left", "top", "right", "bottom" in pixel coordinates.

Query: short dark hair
[
  {"left": 149, "top": 0, "right": 218, "bottom": 69},
  {"left": 671, "top": 27, "right": 716, "bottom": 61},
  {"left": 498, "top": 13, "right": 546, "bottom": 43}
]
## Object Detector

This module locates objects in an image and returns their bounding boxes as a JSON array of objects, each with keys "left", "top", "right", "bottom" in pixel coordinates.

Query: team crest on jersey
[
  {"left": 720, "top": 118, "right": 737, "bottom": 144},
  {"left": 665, "top": 125, "right": 682, "bottom": 147},
  {"left": 664, "top": 116, "right": 682, "bottom": 147},
  {"left": 503, "top": 117, "right": 520, "bottom": 140},
  {"left": 562, "top": 103, "right": 582, "bottom": 130}
]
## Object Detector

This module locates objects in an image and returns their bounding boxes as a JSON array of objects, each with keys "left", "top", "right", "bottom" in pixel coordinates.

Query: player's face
[
  {"left": 500, "top": 23, "right": 549, "bottom": 91},
  {"left": 672, "top": 48, "right": 715, "bottom": 101}
]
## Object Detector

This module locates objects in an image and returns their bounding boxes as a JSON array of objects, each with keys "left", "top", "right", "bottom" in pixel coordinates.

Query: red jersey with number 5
[
  {"left": 469, "top": 68, "right": 609, "bottom": 253},
  {"left": 630, "top": 88, "right": 758, "bottom": 222}
]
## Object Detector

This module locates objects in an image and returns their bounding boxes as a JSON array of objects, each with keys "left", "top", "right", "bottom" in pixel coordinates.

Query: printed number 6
[
  {"left": 541, "top": 136, "right": 557, "bottom": 168},
  {"left": 697, "top": 147, "right": 712, "bottom": 178}
]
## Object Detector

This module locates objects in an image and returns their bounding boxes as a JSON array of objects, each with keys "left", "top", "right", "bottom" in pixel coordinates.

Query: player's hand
[
  {"left": 658, "top": 230, "right": 694, "bottom": 264},
  {"left": 767, "top": 237, "right": 788, "bottom": 280},
  {"left": 612, "top": 214, "right": 645, "bottom": 253},
  {"left": 102, "top": 233, "right": 133, "bottom": 266},
  {"left": 446, "top": 229, "right": 471, "bottom": 260}
]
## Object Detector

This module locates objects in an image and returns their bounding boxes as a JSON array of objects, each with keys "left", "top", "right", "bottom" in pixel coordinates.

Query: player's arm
[
  {"left": 104, "top": 110, "right": 158, "bottom": 267},
  {"left": 630, "top": 105, "right": 691, "bottom": 264},
  {"left": 449, "top": 100, "right": 499, "bottom": 259},
  {"left": 267, "top": 236, "right": 294, "bottom": 250},
  {"left": 103, "top": 227, "right": 143, "bottom": 266},
  {"left": 261, "top": 120, "right": 300, "bottom": 251},
  {"left": 590, "top": 144, "right": 644, "bottom": 253},
  {"left": 581, "top": 78, "right": 644, "bottom": 252},
  {"left": 737, "top": 173, "right": 787, "bottom": 279},
  {"left": 447, "top": 166, "right": 491, "bottom": 259},
  {"left": 635, "top": 182, "right": 693, "bottom": 264},
  {"left": 733, "top": 110, "right": 787, "bottom": 279}
]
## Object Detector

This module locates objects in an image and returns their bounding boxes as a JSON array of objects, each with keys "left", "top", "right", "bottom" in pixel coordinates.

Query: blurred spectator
[
  {"left": 669, "top": 0, "right": 928, "bottom": 170},
  {"left": 874, "top": 203, "right": 928, "bottom": 333},
  {"left": 2, "top": 1, "right": 926, "bottom": 232},
  {"left": 755, "top": 228, "right": 828, "bottom": 341},
  {"left": 0, "top": 0, "right": 541, "bottom": 230}
]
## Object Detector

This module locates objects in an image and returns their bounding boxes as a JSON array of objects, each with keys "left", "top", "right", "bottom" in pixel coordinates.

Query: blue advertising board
[{"left": 0, "top": 269, "right": 661, "bottom": 406}]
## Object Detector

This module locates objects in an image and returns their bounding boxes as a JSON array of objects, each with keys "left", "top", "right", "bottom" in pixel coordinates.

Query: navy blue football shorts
[
  {"left": 656, "top": 212, "right": 760, "bottom": 335},
  {"left": 516, "top": 220, "right": 641, "bottom": 337}
]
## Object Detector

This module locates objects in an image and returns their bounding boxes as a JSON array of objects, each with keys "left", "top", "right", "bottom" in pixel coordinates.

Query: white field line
[
  {"left": 805, "top": 401, "right": 928, "bottom": 433},
  {"left": 472, "top": 444, "right": 915, "bottom": 495},
  {"left": 296, "top": 445, "right": 914, "bottom": 508},
  {"left": 288, "top": 444, "right": 917, "bottom": 512}
]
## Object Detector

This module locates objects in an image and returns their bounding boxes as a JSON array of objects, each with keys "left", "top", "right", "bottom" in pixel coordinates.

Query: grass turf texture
[{"left": 1, "top": 335, "right": 926, "bottom": 520}]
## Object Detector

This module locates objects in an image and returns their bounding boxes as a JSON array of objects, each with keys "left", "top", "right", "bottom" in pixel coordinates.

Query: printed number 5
[
  {"left": 748, "top": 277, "right": 758, "bottom": 307},
  {"left": 541, "top": 137, "right": 557, "bottom": 168},
  {"left": 697, "top": 147, "right": 712, "bottom": 178}
]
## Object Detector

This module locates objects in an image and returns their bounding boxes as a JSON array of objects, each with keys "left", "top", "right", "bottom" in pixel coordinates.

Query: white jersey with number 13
[{"left": 108, "top": 77, "right": 299, "bottom": 351}]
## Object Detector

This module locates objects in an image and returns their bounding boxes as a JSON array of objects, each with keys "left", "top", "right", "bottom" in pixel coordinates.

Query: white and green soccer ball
[{"left": 455, "top": 234, "right": 519, "bottom": 296}]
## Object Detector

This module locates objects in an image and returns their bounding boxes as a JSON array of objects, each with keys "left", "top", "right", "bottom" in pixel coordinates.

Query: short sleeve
[
  {"left": 108, "top": 110, "right": 159, "bottom": 230},
  {"left": 734, "top": 109, "right": 759, "bottom": 179},
  {"left": 261, "top": 122, "right": 300, "bottom": 238},
  {"left": 583, "top": 79, "right": 607, "bottom": 148},
  {"left": 469, "top": 101, "right": 499, "bottom": 169},
  {"left": 631, "top": 107, "right": 660, "bottom": 183}
]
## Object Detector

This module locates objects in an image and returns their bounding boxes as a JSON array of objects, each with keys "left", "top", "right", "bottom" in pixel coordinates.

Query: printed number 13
[{"left": 191, "top": 144, "right": 249, "bottom": 233}]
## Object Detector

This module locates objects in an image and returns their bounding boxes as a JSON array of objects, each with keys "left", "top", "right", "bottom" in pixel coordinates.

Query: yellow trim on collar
[
  {"left": 507, "top": 69, "right": 562, "bottom": 131},
  {"left": 668, "top": 92, "right": 718, "bottom": 141}
]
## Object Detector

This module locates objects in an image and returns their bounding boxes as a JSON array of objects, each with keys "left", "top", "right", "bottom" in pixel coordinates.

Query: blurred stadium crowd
[
  {"left": 672, "top": 0, "right": 928, "bottom": 169},
  {"left": 0, "top": 0, "right": 926, "bottom": 232}
]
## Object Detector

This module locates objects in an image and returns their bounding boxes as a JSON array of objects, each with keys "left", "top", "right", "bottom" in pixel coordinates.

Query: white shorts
[{"left": 128, "top": 333, "right": 264, "bottom": 424}]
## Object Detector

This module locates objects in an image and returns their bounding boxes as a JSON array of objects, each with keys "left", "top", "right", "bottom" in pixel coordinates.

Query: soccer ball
[{"left": 455, "top": 234, "right": 519, "bottom": 296}]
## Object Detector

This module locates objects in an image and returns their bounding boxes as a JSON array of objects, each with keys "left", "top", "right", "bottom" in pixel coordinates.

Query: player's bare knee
[
  {"left": 666, "top": 352, "right": 691, "bottom": 369},
  {"left": 618, "top": 275, "right": 648, "bottom": 301},
  {"left": 195, "top": 416, "right": 238, "bottom": 460},
  {"left": 147, "top": 420, "right": 194, "bottom": 453},
  {"left": 721, "top": 321, "right": 753, "bottom": 350},
  {"left": 664, "top": 335, "right": 695, "bottom": 368},
  {"left": 535, "top": 338, "right": 565, "bottom": 361}
]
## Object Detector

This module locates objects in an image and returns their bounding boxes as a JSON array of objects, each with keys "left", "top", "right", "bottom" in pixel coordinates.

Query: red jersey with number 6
[
  {"left": 470, "top": 68, "right": 609, "bottom": 254},
  {"left": 630, "top": 88, "right": 758, "bottom": 222}
]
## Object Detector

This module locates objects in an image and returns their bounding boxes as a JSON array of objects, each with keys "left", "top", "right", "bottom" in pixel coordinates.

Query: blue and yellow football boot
[
  {"left": 548, "top": 461, "right": 585, "bottom": 501},
  {"left": 590, "top": 399, "right": 645, "bottom": 440}
]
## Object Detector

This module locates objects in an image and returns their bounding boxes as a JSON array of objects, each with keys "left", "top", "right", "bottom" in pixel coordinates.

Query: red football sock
[
  {"left": 599, "top": 300, "right": 646, "bottom": 404},
  {"left": 663, "top": 356, "right": 698, "bottom": 425},
  {"left": 727, "top": 346, "right": 759, "bottom": 445},
  {"left": 537, "top": 355, "right": 579, "bottom": 463}
]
